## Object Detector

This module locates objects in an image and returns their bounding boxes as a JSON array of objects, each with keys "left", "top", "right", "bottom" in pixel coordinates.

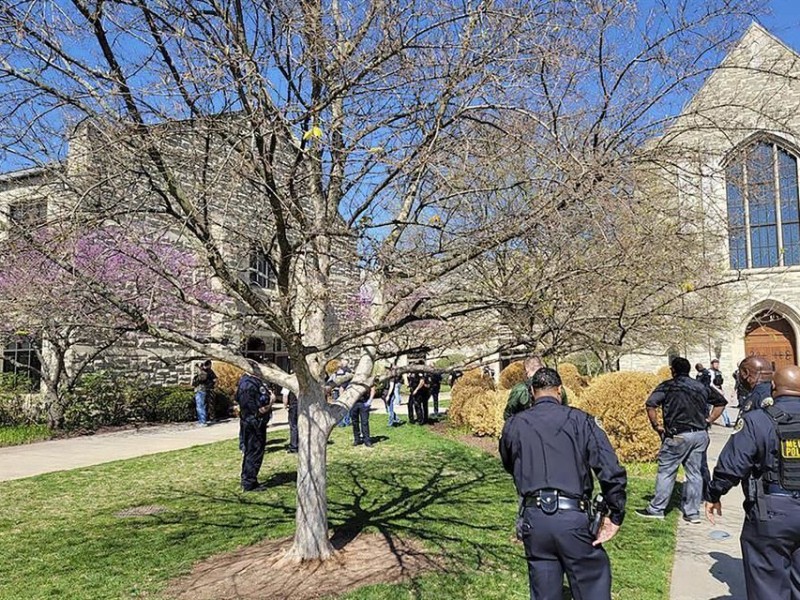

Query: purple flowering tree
[{"left": 0, "top": 229, "right": 217, "bottom": 427}]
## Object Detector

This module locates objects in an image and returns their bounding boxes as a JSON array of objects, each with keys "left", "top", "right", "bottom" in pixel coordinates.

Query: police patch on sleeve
[
  {"left": 733, "top": 419, "right": 745, "bottom": 433},
  {"left": 762, "top": 397, "right": 774, "bottom": 408},
  {"left": 594, "top": 416, "right": 605, "bottom": 431}
]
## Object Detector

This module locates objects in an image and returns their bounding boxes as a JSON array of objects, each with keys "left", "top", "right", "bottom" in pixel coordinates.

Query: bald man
[
  {"left": 706, "top": 365, "right": 800, "bottom": 598},
  {"left": 738, "top": 356, "right": 774, "bottom": 415}
]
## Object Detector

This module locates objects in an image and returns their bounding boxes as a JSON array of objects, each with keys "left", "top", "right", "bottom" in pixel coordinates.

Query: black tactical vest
[{"left": 765, "top": 404, "right": 800, "bottom": 491}]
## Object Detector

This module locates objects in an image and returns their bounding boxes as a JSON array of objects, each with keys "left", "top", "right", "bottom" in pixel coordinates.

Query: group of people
[
  {"left": 499, "top": 353, "right": 800, "bottom": 600},
  {"left": 225, "top": 358, "right": 449, "bottom": 493}
]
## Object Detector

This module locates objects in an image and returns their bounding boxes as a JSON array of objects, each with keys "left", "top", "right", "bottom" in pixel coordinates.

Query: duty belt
[
  {"left": 764, "top": 483, "right": 800, "bottom": 498},
  {"left": 522, "top": 490, "right": 588, "bottom": 514}
]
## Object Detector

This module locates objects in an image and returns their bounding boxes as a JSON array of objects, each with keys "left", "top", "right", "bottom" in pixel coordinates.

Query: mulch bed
[
  {"left": 428, "top": 420, "right": 499, "bottom": 457},
  {"left": 166, "top": 533, "right": 445, "bottom": 600}
]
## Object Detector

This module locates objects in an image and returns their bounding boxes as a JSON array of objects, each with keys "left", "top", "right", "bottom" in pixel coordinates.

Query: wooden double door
[{"left": 745, "top": 311, "right": 797, "bottom": 370}]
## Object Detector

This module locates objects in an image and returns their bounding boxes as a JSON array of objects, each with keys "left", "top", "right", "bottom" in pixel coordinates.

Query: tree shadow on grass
[{"left": 326, "top": 450, "right": 514, "bottom": 572}]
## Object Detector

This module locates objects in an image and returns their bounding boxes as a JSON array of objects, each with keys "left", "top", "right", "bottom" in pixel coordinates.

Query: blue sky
[
  {"left": 760, "top": 0, "right": 800, "bottom": 48},
  {"left": 3, "top": 1, "right": 800, "bottom": 176}
]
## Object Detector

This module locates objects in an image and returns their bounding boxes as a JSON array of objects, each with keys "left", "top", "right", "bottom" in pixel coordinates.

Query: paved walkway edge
[{"left": 669, "top": 426, "right": 746, "bottom": 600}]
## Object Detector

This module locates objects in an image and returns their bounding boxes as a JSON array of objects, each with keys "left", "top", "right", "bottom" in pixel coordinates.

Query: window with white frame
[
  {"left": 726, "top": 140, "right": 800, "bottom": 269},
  {"left": 248, "top": 249, "right": 277, "bottom": 290}
]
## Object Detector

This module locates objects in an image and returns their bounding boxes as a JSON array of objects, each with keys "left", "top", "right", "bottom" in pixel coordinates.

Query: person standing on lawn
[
  {"left": 236, "top": 372, "right": 274, "bottom": 491},
  {"left": 636, "top": 356, "right": 726, "bottom": 523},
  {"left": 500, "top": 367, "right": 627, "bottom": 600}
]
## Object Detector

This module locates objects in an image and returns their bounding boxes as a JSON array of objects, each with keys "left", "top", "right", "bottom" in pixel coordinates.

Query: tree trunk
[
  {"left": 44, "top": 385, "right": 63, "bottom": 430},
  {"left": 286, "top": 389, "right": 337, "bottom": 561}
]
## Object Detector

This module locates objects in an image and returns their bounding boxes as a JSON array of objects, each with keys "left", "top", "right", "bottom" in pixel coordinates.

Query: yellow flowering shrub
[
  {"left": 656, "top": 365, "right": 672, "bottom": 382},
  {"left": 579, "top": 371, "right": 662, "bottom": 462},
  {"left": 211, "top": 362, "right": 245, "bottom": 399},
  {"left": 449, "top": 387, "right": 507, "bottom": 437},
  {"left": 558, "top": 362, "right": 589, "bottom": 396},
  {"left": 457, "top": 368, "right": 496, "bottom": 391},
  {"left": 499, "top": 361, "right": 526, "bottom": 390}
]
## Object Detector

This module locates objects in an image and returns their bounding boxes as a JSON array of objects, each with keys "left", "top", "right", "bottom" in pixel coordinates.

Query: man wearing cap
[
  {"left": 706, "top": 364, "right": 800, "bottom": 598},
  {"left": 500, "top": 367, "right": 627, "bottom": 600}
]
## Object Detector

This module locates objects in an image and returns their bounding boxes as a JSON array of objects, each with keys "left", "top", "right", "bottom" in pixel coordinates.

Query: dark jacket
[{"left": 499, "top": 396, "right": 627, "bottom": 525}]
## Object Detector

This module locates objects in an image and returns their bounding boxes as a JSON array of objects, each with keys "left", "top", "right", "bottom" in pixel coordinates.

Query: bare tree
[{"left": 0, "top": 0, "right": 763, "bottom": 562}]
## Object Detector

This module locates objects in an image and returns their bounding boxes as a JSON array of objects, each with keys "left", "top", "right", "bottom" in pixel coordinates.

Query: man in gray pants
[{"left": 636, "top": 356, "right": 727, "bottom": 523}]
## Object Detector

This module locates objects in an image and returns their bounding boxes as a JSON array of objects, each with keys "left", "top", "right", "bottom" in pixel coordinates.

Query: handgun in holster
[{"left": 589, "top": 494, "right": 608, "bottom": 539}]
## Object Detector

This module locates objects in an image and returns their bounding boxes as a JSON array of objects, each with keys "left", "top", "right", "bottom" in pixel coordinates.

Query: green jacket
[{"left": 503, "top": 381, "right": 568, "bottom": 421}]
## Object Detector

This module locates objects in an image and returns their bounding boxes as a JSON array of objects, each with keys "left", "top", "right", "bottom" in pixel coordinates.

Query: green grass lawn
[
  {"left": 0, "top": 418, "right": 678, "bottom": 599},
  {"left": 0, "top": 424, "right": 50, "bottom": 447}
]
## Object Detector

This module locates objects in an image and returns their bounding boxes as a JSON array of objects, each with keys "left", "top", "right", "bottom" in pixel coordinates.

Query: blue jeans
[
  {"left": 195, "top": 390, "right": 207, "bottom": 425},
  {"left": 648, "top": 430, "right": 709, "bottom": 517},
  {"left": 386, "top": 393, "right": 400, "bottom": 425}
]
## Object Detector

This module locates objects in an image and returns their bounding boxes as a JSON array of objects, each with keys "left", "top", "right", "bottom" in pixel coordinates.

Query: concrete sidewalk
[
  {"left": 670, "top": 426, "right": 746, "bottom": 600},
  {"left": 0, "top": 407, "right": 291, "bottom": 482}
]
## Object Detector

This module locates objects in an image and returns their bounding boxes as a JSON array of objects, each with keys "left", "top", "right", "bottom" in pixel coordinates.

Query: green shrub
[
  {"left": 207, "top": 390, "right": 233, "bottom": 420},
  {"left": 579, "top": 371, "right": 661, "bottom": 462},
  {"left": 499, "top": 361, "right": 526, "bottom": 390},
  {"left": 0, "top": 391, "right": 41, "bottom": 426},
  {"left": 153, "top": 388, "right": 195, "bottom": 422},
  {"left": 63, "top": 372, "right": 204, "bottom": 430},
  {"left": 0, "top": 373, "right": 36, "bottom": 393},
  {"left": 433, "top": 354, "right": 467, "bottom": 370}
]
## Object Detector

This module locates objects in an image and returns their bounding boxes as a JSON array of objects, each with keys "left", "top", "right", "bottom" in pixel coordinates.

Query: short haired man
[
  {"left": 636, "top": 357, "right": 727, "bottom": 523},
  {"left": 236, "top": 373, "right": 274, "bottom": 491},
  {"left": 503, "top": 356, "right": 544, "bottom": 420},
  {"left": 192, "top": 359, "right": 217, "bottom": 427},
  {"left": 500, "top": 367, "right": 627, "bottom": 600},
  {"left": 705, "top": 365, "right": 800, "bottom": 598},
  {"left": 695, "top": 362, "right": 712, "bottom": 387}
]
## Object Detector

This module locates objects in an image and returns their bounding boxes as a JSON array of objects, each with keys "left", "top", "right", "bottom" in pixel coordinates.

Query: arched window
[{"left": 726, "top": 140, "right": 800, "bottom": 269}]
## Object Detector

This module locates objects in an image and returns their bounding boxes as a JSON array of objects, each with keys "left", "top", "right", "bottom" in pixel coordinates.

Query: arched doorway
[{"left": 745, "top": 310, "right": 797, "bottom": 370}]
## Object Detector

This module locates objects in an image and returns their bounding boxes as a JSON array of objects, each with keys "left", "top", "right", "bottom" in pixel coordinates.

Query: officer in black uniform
[
  {"left": 705, "top": 364, "right": 800, "bottom": 599},
  {"left": 236, "top": 373, "right": 274, "bottom": 491},
  {"left": 500, "top": 368, "right": 627, "bottom": 600},
  {"left": 737, "top": 355, "right": 773, "bottom": 414}
]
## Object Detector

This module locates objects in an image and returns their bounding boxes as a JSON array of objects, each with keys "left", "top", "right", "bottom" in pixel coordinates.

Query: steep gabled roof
[{"left": 680, "top": 22, "right": 800, "bottom": 118}]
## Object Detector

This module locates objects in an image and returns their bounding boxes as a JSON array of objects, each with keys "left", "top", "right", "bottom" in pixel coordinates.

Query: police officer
[
  {"left": 500, "top": 367, "right": 627, "bottom": 600},
  {"left": 236, "top": 373, "right": 274, "bottom": 491},
  {"left": 737, "top": 355, "right": 773, "bottom": 414},
  {"left": 705, "top": 365, "right": 800, "bottom": 598}
]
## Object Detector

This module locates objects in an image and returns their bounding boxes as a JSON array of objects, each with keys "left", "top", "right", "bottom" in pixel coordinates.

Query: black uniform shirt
[
  {"left": 706, "top": 395, "right": 800, "bottom": 504},
  {"left": 742, "top": 381, "right": 772, "bottom": 413},
  {"left": 499, "top": 396, "right": 628, "bottom": 525},
  {"left": 236, "top": 375, "right": 268, "bottom": 418},
  {"left": 645, "top": 375, "right": 727, "bottom": 434}
]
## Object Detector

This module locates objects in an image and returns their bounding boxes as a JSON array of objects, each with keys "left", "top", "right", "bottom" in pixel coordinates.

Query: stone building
[
  {"left": 0, "top": 116, "right": 359, "bottom": 388},
  {"left": 620, "top": 23, "right": 800, "bottom": 375}
]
